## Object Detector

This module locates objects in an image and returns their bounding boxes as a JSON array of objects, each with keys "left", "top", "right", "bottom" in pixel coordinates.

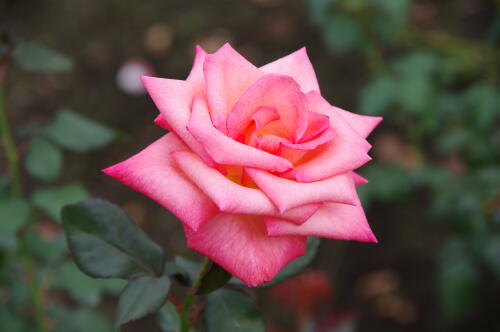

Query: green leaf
[
  {"left": 437, "top": 239, "right": 479, "bottom": 319},
  {"left": 0, "top": 196, "right": 31, "bottom": 235},
  {"left": 24, "top": 137, "right": 62, "bottom": 182},
  {"left": 157, "top": 301, "right": 181, "bottom": 332},
  {"left": 206, "top": 288, "right": 264, "bottom": 332},
  {"left": 0, "top": 196, "right": 30, "bottom": 250},
  {"left": 32, "top": 183, "right": 89, "bottom": 221},
  {"left": 197, "top": 262, "right": 232, "bottom": 295},
  {"left": 323, "top": 12, "right": 363, "bottom": 52},
  {"left": 45, "top": 109, "right": 115, "bottom": 152},
  {"left": 56, "top": 261, "right": 126, "bottom": 306},
  {"left": 360, "top": 75, "right": 396, "bottom": 116},
  {"left": 116, "top": 275, "right": 171, "bottom": 327},
  {"left": 13, "top": 41, "right": 73, "bottom": 73},
  {"left": 262, "top": 237, "right": 320, "bottom": 287},
  {"left": 61, "top": 199, "right": 165, "bottom": 278}
]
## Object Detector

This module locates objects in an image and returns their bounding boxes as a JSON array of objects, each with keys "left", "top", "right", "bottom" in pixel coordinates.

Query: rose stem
[
  {"left": 0, "top": 81, "right": 22, "bottom": 195},
  {"left": 179, "top": 256, "right": 212, "bottom": 332}
]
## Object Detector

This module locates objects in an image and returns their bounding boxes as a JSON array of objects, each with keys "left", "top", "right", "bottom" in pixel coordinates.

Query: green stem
[
  {"left": 0, "top": 83, "right": 22, "bottom": 196},
  {"left": 179, "top": 257, "right": 212, "bottom": 332},
  {"left": 18, "top": 228, "right": 48, "bottom": 332}
]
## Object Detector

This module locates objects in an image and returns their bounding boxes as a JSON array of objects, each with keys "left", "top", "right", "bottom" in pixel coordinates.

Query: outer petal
[
  {"left": 186, "top": 96, "right": 293, "bottom": 172},
  {"left": 333, "top": 107, "right": 382, "bottom": 138},
  {"left": 351, "top": 172, "right": 368, "bottom": 186},
  {"left": 247, "top": 168, "right": 357, "bottom": 213},
  {"left": 102, "top": 133, "right": 218, "bottom": 231},
  {"left": 184, "top": 213, "right": 307, "bottom": 286},
  {"left": 260, "top": 47, "right": 320, "bottom": 93},
  {"left": 141, "top": 76, "right": 215, "bottom": 166},
  {"left": 203, "top": 43, "right": 262, "bottom": 132},
  {"left": 153, "top": 114, "right": 171, "bottom": 131},
  {"left": 226, "top": 74, "right": 309, "bottom": 142},
  {"left": 265, "top": 197, "right": 377, "bottom": 243},
  {"left": 186, "top": 45, "right": 207, "bottom": 96},
  {"left": 171, "top": 150, "right": 319, "bottom": 223}
]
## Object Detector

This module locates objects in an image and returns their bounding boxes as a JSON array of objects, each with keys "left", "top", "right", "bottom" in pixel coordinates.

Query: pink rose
[{"left": 103, "top": 44, "right": 381, "bottom": 286}]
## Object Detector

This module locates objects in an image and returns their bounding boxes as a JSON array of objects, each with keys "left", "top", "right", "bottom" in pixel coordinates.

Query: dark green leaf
[
  {"left": 116, "top": 275, "right": 171, "bottom": 327},
  {"left": 261, "top": 237, "right": 320, "bottom": 287},
  {"left": 197, "top": 262, "right": 232, "bottom": 295},
  {"left": 13, "top": 41, "right": 73, "bottom": 72},
  {"left": 62, "top": 199, "right": 165, "bottom": 278},
  {"left": 32, "top": 183, "right": 89, "bottom": 221},
  {"left": 45, "top": 109, "right": 115, "bottom": 152},
  {"left": 157, "top": 301, "right": 181, "bottom": 332},
  {"left": 25, "top": 137, "right": 62, "bottom": 182},
  {"left": 206, "top": 288, "right": 264, "bottom": 332}
]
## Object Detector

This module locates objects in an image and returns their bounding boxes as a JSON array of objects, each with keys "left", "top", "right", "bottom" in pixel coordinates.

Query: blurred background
[{"left": 0, "top": 0, "right": 499, "bottom": 331}]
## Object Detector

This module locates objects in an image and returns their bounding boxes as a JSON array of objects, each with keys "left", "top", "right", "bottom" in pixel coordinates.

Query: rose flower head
[{"left": 103, "top": 44, "right": 382, "bottom": 287}]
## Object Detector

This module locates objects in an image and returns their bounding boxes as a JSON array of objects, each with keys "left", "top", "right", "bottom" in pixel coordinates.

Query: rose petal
[
  {"left": 251, "top": 106, "right": 280, "bottom": 132},
  {"left": 171, "top": 150, "right": 318, "bottom": 224},
  {"left": 256, "top": 134, "right": 285, "bottom": 154},
  {"left": 246, "top": 168, "right": 357, "bottom": 213},
  {"left": 282, "top": 93, "right": 372, "bottom": 182},
  {"left": 265, "top": 197, "right": 377, "bottom": 243},
  {"left": 153, "top": 114, "right": 171, "bottom": 131},
  {"left": 186, "top": 96, "right": 293, "bottom": 172},
  {"left": 333, "top": 107, "right": 382, "bottom": 138},
  {"left": 351, "top": 172, "right": 368, "bottom": 186},
  {"left": 141, "top": 76, "right": 216, "bottom": 166},
  {"left": 260, "top": 47, "right": 320, "bottom": 93},
  {"left": 226, "top": 74, "right": 309, "bottom": 142},
  {"left": 300, "top": 111, "right": 330, "bottom": 142},
  {"left": 184, "top": 213, "right": 307, "bottom": 286},
  {"left": 102, "top": 133, "right": 218, "bottom": 231},
  {"left": 280, "top": 127, "right": 336, "bottom": 150},
  {"left": 203, "top": 43, "right": 262, "bottom": 132},
  {"left": 277, "top": 127, "right": 335, "bottom": 164},
  {"left": 186, "top": 45, "right": 207, "bottom": 96}
]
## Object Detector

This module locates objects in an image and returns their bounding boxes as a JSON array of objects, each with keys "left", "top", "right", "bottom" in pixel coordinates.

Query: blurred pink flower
[
  {"left": 103, "top": 44, "right": 381, "bottom": 286},
  {"left": 270, "top": 269, "right": 333, "bottom": 316}
]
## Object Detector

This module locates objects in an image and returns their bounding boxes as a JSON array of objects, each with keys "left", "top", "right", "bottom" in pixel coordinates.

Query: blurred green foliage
[
  {"left": 307, "top": 0, "right": 500, "bottom": 327},
  {"left": 0, "top": 39, "right": 117, "bottom": 331},
  {"left": 0, "top": 0, "right": 498, "bottom": 331}
]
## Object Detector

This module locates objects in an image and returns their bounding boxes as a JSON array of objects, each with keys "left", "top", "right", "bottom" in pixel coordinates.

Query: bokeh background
[{"left": 1, "top": 0, "right": 499, "bottom": 331}]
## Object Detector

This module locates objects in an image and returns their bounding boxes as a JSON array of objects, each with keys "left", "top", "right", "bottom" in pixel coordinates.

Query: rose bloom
[{"left": 103, "top": 44, "right": 381, "bottom": 286}]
